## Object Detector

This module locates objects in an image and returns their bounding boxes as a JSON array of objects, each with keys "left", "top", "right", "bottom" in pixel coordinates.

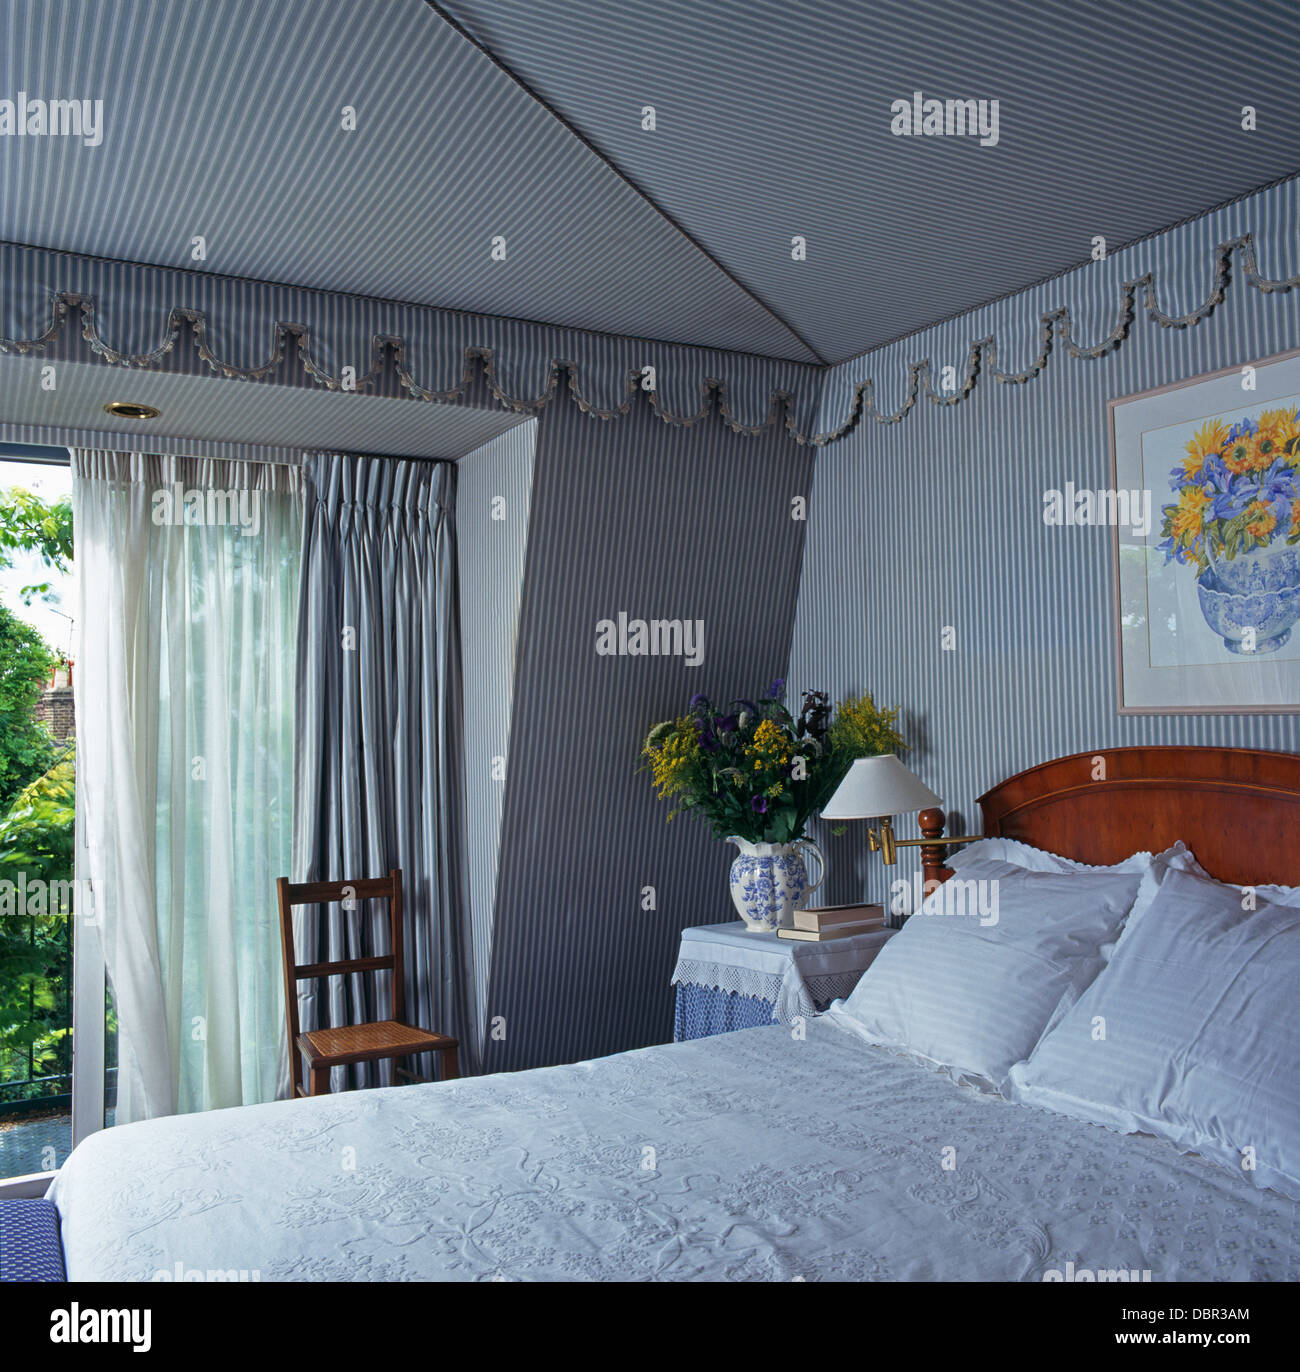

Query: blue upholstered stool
[{"left": 0, "top": 1199, "right": 67, "bottom": 1282}]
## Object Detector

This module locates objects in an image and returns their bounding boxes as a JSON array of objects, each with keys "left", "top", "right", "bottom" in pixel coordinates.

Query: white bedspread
[{"left": 49, "top": 1020, "right": 1300, "bottom": 1281}]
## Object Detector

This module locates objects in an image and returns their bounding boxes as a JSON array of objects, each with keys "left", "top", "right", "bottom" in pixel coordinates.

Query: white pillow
[
  {"left": 1010, "top": 867, "right": 1300, "bottom": 1201},
  {"left": 1159, "top": 848, "right": 1300, "bottom": 910},
  {"left": 946, "top": 836, "right": 1160, "bottom": 875},
  {"left": 947, "top": 838, "right": 1199, "bottom": 954},
  {"left": 827, "top": 862, "right": 1143, "bottom": 1093}
]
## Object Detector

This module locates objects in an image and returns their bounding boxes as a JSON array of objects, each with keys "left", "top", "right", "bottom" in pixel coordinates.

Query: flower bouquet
[
  {"left": 641, "top": 680, "right": 905, "bottom": 930},
  {"left": 1159, "top": 407, "right": 1300, "bottom": 654}
]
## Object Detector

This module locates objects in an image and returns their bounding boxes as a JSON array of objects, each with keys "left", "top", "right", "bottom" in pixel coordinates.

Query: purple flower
[
  {"left": 716, "top": 713, "right": 738, "bottom": 733},
  {"left": 768, "top": 678, "right": 785, "bottom": 698},
  {"left": 689, "top": 693, "right": 710, "bottom": 710},
  {"left": 750, "top": 795, "right": 767, "bottom": 814}
]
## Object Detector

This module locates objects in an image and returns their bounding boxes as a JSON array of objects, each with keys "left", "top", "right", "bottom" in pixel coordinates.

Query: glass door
[{"left": 0, "top": 446, "right": 89, "bottom": 1181}]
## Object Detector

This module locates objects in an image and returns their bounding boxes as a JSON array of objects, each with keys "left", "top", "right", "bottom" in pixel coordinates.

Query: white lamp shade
[{"left": 820, "top": 753, "right": 942, "bottom": 820}]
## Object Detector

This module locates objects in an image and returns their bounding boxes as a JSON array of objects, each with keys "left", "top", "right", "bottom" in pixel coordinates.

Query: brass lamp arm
[
  {"left": 865, "top": 814, "right": 984, "bottom": 866},
  {"left": 894, "top": 834, "right": 985, "bottom": 847}
]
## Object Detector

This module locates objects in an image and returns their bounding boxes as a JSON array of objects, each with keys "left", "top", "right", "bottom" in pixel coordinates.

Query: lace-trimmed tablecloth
[{"left": 671, "top": 920, "right": 895, "bottom": 1024}]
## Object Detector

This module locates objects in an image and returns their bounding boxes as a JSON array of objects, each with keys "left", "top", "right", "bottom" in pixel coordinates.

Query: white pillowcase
[
  {"left": 1009, "top": 866, "right": 1300, "bottom": 1201},
  {"left": 827, "top": 862, "right": 1143, "bottom": 1092},
  {"left": 946, "top": 837, "right": 1200, "bottom": 955},
  {"left": 1159, "top": 848, "right": 1300, "bottom": 910},
  {"left": 946, "top": 836, "right": 1160, "bottom": 875}
]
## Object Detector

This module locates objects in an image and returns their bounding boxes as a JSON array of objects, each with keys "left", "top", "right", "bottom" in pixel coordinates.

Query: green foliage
[
  {"left": 0, "top": 745, "right": 74, "bottom": 1094},
  {"left": 826, "top": 692, "right": 906, "bottom": 760},
  {"left": 0, "top": 482, "right": 75, "bottom": 1098},
  {"left": 0, "top": 745, "right": 75, "bottom": 878},
  {"left": 0, "top": 485, "right": 73, "bottom": 603},
  {"left": 0, "top": 602, "right": 57, "bottom": 814},
  {"left": 641, "top": 681, "right": 906, "bottom": 845}
]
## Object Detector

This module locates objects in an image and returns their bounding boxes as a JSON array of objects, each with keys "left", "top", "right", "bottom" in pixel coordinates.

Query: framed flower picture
[{"left": 1110, "top": 348, "right": 1300, "bottom": 714}]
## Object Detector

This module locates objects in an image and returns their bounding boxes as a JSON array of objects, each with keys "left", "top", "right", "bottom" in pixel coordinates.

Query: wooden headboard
[{"left": 919, "top": 746, "right": 1300, "bottom": 890}]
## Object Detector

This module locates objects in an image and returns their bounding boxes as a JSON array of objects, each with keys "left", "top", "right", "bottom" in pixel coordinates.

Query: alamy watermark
[
  {"left": 0, "top": 872, "right": 73, "bottom": 918},
  {"left": 595, "top": 612, "right": 705, "bottom": 667},
  {"left": 1043, "top": 482, "right": 1152, "bottom": 536},
  {"left": 152, "top": 1261, "right": 261, "bottom": 1282},
  {"left": 889, "top": 91, "right": 1000, "bottom": 147},
  {"left": 49, "top": 1305, "right": 150, "bottom": 1352},
  {"left": 1042, "top": 1261, "right": 1152, "bottom": 1282},
  {"left": 1, "top": 93, "right": 103, "bottom": 147},
  {"left": 151, "top": 483, "right": 262, "bottom": 537},
  {"left": 893, "top": 872, "right": 1000, "bottom": 925}
]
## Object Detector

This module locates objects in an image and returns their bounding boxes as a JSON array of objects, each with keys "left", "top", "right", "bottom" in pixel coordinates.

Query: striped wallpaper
[
  {"left": 456, "top": 419, "right": 537, "bottom": 1036},
  {"left": 788, "top": 176, "right": 1300, "bottom": 911},
  {"left": 483, "top": 393, "right": 814, "bottom": 1071}
]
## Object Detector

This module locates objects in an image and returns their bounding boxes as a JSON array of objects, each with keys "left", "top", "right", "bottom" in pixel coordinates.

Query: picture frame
[{"left": 1110, "top": 347, "right": 1300, "bottom": 715}]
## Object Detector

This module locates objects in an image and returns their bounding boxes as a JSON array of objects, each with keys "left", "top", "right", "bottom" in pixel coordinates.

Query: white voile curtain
[{"left": 73, "top": 450, "right": 301, "bottom": 1124}]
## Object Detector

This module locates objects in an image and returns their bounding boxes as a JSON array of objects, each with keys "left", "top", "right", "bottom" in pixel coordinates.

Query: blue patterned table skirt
[
  {"left": 0, "top": 1199, "right": 66, "bottom": 1281},
  {"left": 673, "top": 982, "right": 782, "bottom": 1041}
]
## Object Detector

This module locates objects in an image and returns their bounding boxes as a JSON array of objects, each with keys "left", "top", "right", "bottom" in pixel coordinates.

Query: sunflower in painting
[{"left": 1160, "top": 404, "right": 1300, "bottom": 571}]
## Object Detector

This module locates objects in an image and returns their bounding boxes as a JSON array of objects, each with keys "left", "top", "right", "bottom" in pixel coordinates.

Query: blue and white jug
[{"left": 727, "top": 837, "right": 825, "bottom": 933}]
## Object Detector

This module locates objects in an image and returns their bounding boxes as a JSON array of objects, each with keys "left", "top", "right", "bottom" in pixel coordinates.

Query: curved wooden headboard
[{"left": 957, "top": 746, "right": 1300, "bottom": 888}]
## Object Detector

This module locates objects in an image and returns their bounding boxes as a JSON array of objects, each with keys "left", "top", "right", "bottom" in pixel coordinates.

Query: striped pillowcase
[
  {"left": 1009, "top": 866, "right": 1300, "bottom": 1200},
  {"left": 827, "top": 862, "right": 1143, "bottom": 1092}
]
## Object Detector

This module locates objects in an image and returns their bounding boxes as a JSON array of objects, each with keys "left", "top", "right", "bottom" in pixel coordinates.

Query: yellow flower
[
  {"left": 1177, "top": 450, "right": 1208, "bottom": 482},
  {"left": 1170, "top": 485, "right": 1210, "bottom": 544},
  {"left": 1290, "top": 498, "right": 1300, "bottom": 538},
  {"left": 828, "top": 692, "right": 904, "bottom": 758},
  {"left": 1184, "top": 419, "right": 1229, "bottom": 471},
  {"left": 742, "top": 718, "right": 792, "bottom": 771},
  {"left": 1244, "top": 500, "right": 1277, "bottom": 542},
  {"left": 1257, "top": 409, "right": 1299, "bottom": 466},
  {"left": 1222, "top": 432, "right": 1259, "bottom": 474},
  {"left": 642, "top": 716, "right": 698, "bottom": 812}
]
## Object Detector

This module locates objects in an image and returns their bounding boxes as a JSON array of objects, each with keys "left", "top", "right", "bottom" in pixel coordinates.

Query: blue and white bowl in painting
[{"left": 1196, "top": 544, "right": 1300, "bottom": 655}]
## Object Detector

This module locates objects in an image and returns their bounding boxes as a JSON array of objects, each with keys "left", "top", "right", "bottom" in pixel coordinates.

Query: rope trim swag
[
  {"left": 817, "top": 233, "right": 1300, "bottom": 444},
  {"left": 0, "top": 290, "right": 812, "bottom": 443},
  {"left": 0, "top": 232, "right": 1295, "bottom": 448}
]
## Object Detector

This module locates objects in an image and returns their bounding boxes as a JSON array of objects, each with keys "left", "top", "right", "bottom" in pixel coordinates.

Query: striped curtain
[{"left": 289, "top": 453, "right": 477, "bottom": 1091}]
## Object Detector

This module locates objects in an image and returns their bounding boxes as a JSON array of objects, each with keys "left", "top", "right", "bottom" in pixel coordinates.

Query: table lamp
[{"left": 821, "top": 754, "right": 979, "bottom": 865}]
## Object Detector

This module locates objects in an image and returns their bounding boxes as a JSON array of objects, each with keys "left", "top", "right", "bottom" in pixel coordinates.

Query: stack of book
[{"left": 777, "top": 903, "right": 885, "bottom": 941}]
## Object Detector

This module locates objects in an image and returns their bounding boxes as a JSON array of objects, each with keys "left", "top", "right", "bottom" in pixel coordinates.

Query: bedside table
[{"left": 671, "top": 920, "right": 896, "bottom": 1042}]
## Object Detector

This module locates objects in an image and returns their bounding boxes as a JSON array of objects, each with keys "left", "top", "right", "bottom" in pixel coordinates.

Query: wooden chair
[{"left": 276, "top": 868, "right": 459, "bottom": 1098}]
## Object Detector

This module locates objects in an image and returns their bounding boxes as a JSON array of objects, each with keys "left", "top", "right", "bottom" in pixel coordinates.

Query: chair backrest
[{"left": 276, "top": 869, "right": 405, "bottom": 1097}]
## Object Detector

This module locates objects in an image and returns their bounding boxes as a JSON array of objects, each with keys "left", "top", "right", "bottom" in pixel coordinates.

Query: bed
[{"left": 43, "top": 745, "right": 1300, "bottom": 1282}]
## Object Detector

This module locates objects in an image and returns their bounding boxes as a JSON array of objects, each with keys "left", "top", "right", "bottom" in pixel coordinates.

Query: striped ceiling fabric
[
  {"left": 4, "top": 0, "right": 1297, "bottom": 378},
  {"left": 440, "top": 0, "right": 1300, "bottom": 362},
  {"left": 0, "top": 0, "right": 813, "bottom": 362}
]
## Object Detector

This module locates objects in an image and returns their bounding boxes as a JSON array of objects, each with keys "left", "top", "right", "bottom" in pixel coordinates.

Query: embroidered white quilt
[{"left": 48, "top": 1021, "right": 1299, "bottom": 1281}]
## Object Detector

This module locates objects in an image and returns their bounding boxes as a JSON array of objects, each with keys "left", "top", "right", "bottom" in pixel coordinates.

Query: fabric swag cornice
[
  {"left": 0, "top": 242, "right": 824, "bottom": 443},
  {"left": 814, "top": 177, "right": 1300, "bottom": 441},
  {"left": 3, "top": 176, "right": 1297, "bottom": 450}
]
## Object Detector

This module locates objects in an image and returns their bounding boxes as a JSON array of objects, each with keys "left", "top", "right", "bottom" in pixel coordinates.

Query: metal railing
[{"left": 0, "top": 907, "right": 73, "bottom": 1114}]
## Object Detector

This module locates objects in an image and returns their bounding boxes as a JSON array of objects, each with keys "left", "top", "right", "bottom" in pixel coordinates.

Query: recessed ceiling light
[{"left": 103, "top": 401, "right": 160, "bottom": 420}]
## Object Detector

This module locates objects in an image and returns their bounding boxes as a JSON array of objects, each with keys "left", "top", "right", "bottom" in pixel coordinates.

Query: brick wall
[{"left": 34, "top": 687, "right": 74, "bottom": 741}]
